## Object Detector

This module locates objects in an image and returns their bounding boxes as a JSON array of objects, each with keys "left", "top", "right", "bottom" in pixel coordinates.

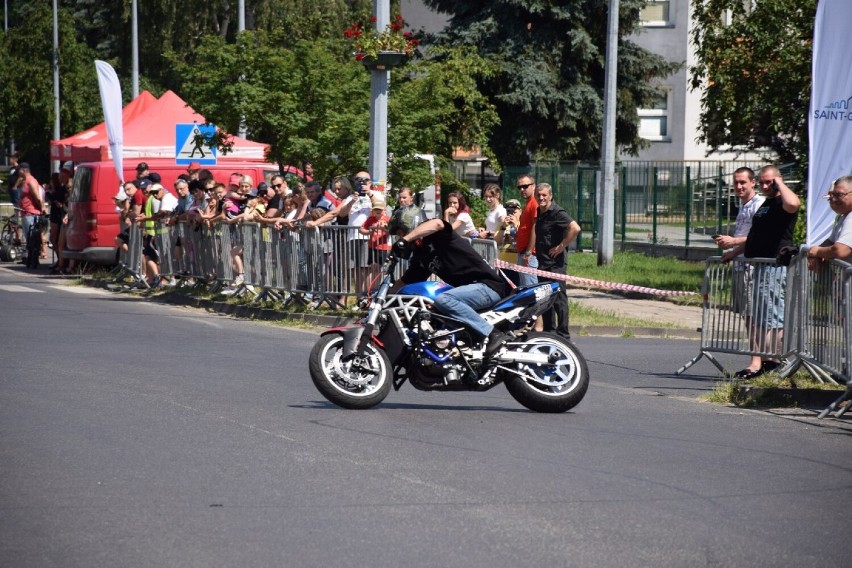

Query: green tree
[
  {"left": 0, "top": 3, "right": 101, "bottom": 174},
  {"left": 690, "top": 0, "right": 817, "bottom": 166},
  {"left": 172, "top": 32, "right": 372, "bottom": 179},
  {"left": 421, "top": 0, "right": 678, "bottom": 166}
]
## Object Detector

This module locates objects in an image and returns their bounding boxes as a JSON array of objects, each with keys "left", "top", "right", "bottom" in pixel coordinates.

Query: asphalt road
[{"left": 1, "top": 265, "right": 850, "bottom": 567}]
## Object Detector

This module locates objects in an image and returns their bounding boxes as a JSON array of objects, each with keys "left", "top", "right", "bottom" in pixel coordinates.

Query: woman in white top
[
  {"left": 443, "top": 191, "right": 478, "bottom": 238},
  {"left": 480, "top": 183, "right": 507, "bottom": 238}
]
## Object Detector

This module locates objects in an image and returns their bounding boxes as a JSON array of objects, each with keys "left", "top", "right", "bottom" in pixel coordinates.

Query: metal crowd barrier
[
  {"left": 677, "top": 256, "right": 794, "bottom": 377},
  {"left": 677, "top": 250, "right": 851, "bottom": 415}
]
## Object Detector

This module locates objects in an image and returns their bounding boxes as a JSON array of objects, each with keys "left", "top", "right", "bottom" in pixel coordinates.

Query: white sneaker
[{"left": 232, "top": 273, "right": 244, "bottom": 287}]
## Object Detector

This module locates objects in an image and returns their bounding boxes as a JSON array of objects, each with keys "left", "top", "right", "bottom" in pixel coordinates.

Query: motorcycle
[{"left": 308, "top": 253, "right": 589, "bottom": 413}]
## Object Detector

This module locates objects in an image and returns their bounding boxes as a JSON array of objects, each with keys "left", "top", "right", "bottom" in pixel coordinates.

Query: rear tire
[
  {"left": 309, "top": 333, "right": 392, "bottom": 409},
  {"left": 502, "top": 331, "right": 589, "bottom": 413}
]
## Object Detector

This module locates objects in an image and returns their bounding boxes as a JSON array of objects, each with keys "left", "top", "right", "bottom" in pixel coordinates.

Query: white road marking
[
  {"left": 47, "top": 285, "right": 113, "bottom": 295},
  {"left": 0, "top": 285, "right": 44, "bottom": 293}
]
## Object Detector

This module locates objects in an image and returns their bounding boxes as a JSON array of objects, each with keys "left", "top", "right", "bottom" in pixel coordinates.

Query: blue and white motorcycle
[{"left": 309, "top": 254, "right": 589, "bottom": 413}]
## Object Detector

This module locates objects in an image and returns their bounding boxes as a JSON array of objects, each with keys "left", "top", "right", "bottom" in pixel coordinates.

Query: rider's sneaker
[{"left": 484, "top": 329, "right": 508, "bottom": 359}]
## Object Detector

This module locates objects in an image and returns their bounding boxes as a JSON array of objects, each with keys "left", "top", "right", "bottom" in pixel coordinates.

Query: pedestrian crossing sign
[{"left": 175, "top": 123, "right": 217, "bottom": 165}]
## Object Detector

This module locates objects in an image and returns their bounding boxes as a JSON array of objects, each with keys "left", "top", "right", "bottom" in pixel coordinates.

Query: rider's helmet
[{"left": 388, "top": 204, "right": 427, "bottom": 236}]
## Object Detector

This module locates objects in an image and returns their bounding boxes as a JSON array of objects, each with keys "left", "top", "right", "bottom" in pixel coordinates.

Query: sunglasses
[
  {"left": 272, "top": 183, "right": 283, "bottom": 189},
  {"left": 354, "top": 177, "right": 371, "bottom": 182},
  {"left": 517, "top": 182, "right": 534, "bottom": 190}
]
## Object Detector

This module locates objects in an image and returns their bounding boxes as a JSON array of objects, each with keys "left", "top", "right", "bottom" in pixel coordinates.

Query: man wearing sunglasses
[
  {"left": 807, "top": 176, "right": 852, "bottom": 267},
  {"left": 514, "top": 174, "right": 539, "bottom": 286},
  {"left": 723, "top": 165, "right": 800, "bottom": 379}
]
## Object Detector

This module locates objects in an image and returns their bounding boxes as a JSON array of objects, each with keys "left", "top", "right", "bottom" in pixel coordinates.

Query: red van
[{"left": 64, "top": 159, "right": 305, "bottom": 264}]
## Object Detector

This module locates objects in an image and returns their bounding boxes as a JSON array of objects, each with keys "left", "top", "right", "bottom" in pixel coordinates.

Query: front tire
[
  {"left": 309, "top": 333, "right": 392, "bottom": 409},
  {"left": 502, "top": 331, "right": 589, "bottom": 413}
]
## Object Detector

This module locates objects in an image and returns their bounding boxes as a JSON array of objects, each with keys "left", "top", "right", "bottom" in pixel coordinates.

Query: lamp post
[
  {"left": 131, "top": 0, "right": 138, "bottom": 98},
  {"left": 367, "top": 0, "right": 391, "bottom": 189},
  {"left": 597, "top": 0, "right": 619, "bottom": 266},
  {"left": 52, "top": 0, "right": 60, "bottom": 172}
]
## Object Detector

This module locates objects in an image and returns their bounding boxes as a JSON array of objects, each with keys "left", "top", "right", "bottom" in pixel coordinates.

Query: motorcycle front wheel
[
  {"left": 502, "top": 331, "right": 589, "bottom": 413},
  {"left": 309, "top": 333, "right": 392, "bottom": 409}
]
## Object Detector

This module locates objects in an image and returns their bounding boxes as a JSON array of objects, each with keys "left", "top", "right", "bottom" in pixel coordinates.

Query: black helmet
[{"left": 388, "top": 204, "right": 427, "bottom": 236}]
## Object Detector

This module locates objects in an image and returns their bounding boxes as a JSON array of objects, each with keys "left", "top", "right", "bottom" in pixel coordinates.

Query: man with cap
[
  {"left": 135, "top": 162, "right": 149, "bottom": 185},
  {"left": 359, "top": 197, "right": 391, "bottom": 290},
  {"left": 187, "top": 161, "right": 202, "bottom": 181}
]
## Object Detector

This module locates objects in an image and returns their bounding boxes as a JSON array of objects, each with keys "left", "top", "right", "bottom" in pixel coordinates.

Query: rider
[{"left": 389, "top": 204, "right": 510, "bottom": 359}]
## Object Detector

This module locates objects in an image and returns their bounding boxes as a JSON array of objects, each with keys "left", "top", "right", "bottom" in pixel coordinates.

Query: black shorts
[
  {"left": 142, "top": 234, "right": 160, "bottom": 263},
  {"left": 117, "top": 231, "right": 129, "bottom": 244}
]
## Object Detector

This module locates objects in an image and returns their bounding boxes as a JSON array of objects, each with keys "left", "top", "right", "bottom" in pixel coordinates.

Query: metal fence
[
  {"left": 676, "top": 250, "right": 851, "bottom": 417},
  {"left": 117, "top": 221, "right": 499, "bottom": 307},
  {"left": 503, "top": 161, "right": 799, "bottom": 250}
]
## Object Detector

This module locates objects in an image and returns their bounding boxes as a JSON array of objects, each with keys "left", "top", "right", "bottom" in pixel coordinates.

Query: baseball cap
[
  {"left": 247, "top": 188, "right": 258, "bottom": 198},
  {"left": 136, "top": 162, "right": 149, "bottom": 172},
  {"left": 187, "top": 161, "right": 202, "bottom": 171},
  {"left": 149, "top": 183, "right": 166, "bottom": 194},
  {"left": 136, "top": 178, "right": 152, "bottom": 191},
  {"left": 18, "top": 162, "right": 30, "bottom": 170},
  {"left": 61, "top": 161, "right": 74, "bottom": 172},
  {"left": 229, "top": 173, "right": 243, "bottom": 186},
  {"left": 505, "top": 199, "right": 521, "bottom": 210},
  {"left": 371, "top": 199, "right": 386, "bottom": 210},
  {"left": 147, "top": 172, "right": 162, "bottom": 184}
]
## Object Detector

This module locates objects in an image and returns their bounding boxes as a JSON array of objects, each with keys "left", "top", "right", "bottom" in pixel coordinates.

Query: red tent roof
[{"left": 50, "top": 90, "right": 269, "bottom": 162}]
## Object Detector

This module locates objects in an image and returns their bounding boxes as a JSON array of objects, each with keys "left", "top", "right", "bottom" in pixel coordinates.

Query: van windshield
[{"left": 69, "top": 167, "right": 93, "bottom": 202}]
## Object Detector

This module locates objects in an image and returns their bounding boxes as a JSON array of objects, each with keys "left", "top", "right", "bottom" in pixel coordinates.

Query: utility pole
[{"left": 597, "top": 0, "right": 619, "bottom": 266}]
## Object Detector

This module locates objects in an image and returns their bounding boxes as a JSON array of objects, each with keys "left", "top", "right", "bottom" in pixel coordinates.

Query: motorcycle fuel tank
[{"left": 397, "top": 281, "right": 452, "bottom": 301}]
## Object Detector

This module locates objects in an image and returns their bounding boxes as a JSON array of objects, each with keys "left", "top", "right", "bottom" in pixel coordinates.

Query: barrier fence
[
  {"left": 677, "top": 249, "right": 851, "bottom": 417},
  {"left": 117, "top": 220, "right": 498, "bottom": 307}
]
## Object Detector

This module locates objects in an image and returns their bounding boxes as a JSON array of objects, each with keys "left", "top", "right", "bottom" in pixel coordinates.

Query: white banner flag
[
  {"left": 95, "top": 60, "right": 124, "bottom": 182},
  {"left": 807, "top": 0, "right": 852, "bottom": 245}
]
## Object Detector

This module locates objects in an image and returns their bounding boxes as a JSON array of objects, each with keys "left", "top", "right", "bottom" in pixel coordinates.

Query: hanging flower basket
[
  {"left": 345, "top": 14, "right": 418, "bottom": 70},
  {"left": 360, "top": 51, "right": 409, "bottom": 71}
]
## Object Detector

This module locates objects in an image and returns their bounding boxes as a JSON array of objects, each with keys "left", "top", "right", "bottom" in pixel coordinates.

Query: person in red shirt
[
  {"left": 514, "top": 174, "right": 539, "bottom": 286},
  {"left": 16, "top": 163, "right": 44, "bottom": 250}
]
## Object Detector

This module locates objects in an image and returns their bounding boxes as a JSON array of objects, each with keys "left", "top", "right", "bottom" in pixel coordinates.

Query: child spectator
[{"left": 359, "top": 198, "right": 391, "bottom": 294}]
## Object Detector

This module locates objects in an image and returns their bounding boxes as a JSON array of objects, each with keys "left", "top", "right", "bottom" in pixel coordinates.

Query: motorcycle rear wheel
[
  {"left": 309, "top": 333, "right": 392, "bottom": 409},
  {"left": 502, "top": 331, "right": 589, "bottom": 413}
]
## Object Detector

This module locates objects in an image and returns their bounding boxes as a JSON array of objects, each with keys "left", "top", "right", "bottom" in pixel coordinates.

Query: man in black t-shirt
[
  {"left": 391, "top": 218, "right": 510, "bottom": 358},
  {"left": 723, "top": 165, "right": 800, "bottom": 379},
  {"left": 534, "top": 183, "right": 581, "bottom": 340}
]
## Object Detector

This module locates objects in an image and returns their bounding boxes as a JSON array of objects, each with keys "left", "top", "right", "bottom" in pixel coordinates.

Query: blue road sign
[{"left": 175, "top": 123, "right": 217, "bottom": 165}]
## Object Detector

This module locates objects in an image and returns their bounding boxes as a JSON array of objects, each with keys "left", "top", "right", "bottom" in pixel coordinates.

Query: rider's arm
[{"left": 399, "top": 218, "right": 447, "bottom": 244}]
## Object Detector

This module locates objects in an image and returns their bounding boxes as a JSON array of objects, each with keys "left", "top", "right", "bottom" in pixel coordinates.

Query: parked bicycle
[{"left": 0, "top": 207, "right": 25, "bottom": 262}]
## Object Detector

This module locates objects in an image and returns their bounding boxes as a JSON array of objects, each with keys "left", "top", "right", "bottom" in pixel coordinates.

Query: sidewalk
[{"left": 569, "top": 288, "right": 702, "bottom": 332}]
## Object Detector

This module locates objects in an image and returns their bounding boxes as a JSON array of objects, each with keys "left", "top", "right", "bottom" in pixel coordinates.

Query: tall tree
[
  {"left": 421, "top": 0, "right": 678, "bottom": 166},
  {"left": 0, "top": 3, "right": 101, "bottom": 173},
  {"left": 690, "top": 0, "right": 816, "bottom": 166}
]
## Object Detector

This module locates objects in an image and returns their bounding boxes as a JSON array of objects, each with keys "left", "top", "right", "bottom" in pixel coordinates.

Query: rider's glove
[{"left": 391, "top": 238, "right": 413, "bottom": 260}]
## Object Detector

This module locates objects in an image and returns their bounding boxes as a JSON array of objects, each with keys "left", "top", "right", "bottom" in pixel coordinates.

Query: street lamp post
[
  {"left": 598, "top": 0, "right": 619, "bottom": 266},
  {"left": 52, "top": 0, "right": 60, "bottom": 171},
  {"left": 367, "top": 0, "right": 391, "bottom": 188}
]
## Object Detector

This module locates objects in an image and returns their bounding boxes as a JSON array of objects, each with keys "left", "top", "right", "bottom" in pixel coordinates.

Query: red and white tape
[{"left": 494, "top": 259, "right": 698, "bottom": 298}]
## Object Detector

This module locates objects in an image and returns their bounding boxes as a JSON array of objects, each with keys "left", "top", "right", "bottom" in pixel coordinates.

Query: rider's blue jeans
[{"left": 434, "top": 282, "right": 501, "bottom": 339}]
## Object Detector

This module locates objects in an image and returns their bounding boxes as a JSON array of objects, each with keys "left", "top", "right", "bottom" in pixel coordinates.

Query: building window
[
  {"left": 640, "top": 1, "right": 672, "bottom": 27},
  {"left": 638, "top": 91, "right": 671, "bottom": 142}
]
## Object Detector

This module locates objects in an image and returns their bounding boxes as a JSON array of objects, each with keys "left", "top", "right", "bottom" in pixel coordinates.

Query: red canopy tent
[{"left": 50, "top": 90, "right": 269, "bottom": 162}]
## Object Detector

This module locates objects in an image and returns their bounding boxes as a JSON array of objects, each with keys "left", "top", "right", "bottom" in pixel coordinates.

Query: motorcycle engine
[{"left": 412, "top": 321, "right": 466, "bottom": 385}]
